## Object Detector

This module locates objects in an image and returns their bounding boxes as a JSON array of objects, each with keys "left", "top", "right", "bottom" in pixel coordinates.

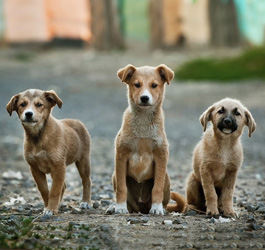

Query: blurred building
[
  {"left": 1, "top": 0, "right": 264, "bottom": 48},
  {"left": 234, "top": 0, "right": 265, "bottom": 45},
  {"left": 3, "top": 0, "right": 92, "bottom": 43}
]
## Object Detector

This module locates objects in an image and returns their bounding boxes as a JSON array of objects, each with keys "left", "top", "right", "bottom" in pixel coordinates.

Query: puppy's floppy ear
[
  {"left": 117, "top": 64, "right": 137, "bottom": 84},
  {"left": 156, "top": 64, "right": 174, "bottom": 85},
  {"left": 6, "top": 94, "right": 21, "bottom": 116},
  {"left": 200, "top": 106, "right": 215, "bottom": 132},
  {"left": 44, "top": 90, "right": 63, "bottom": 108},
  {"left": 245, "top": 109, "right": 256, "bottom": 137}
]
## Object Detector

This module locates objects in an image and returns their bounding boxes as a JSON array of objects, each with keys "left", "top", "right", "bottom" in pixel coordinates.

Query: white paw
[
  {"left": 43, "top": 208, "right": 53, "bottom": 217},
  {"left": 149, "top": 203, "right": 164, "bottom": 215},
  {"left": 115, "top": 202, "right": 129, "bottom": 214},
  {"left": 80, "top": 202, "right": 92, "bottom": 209}
]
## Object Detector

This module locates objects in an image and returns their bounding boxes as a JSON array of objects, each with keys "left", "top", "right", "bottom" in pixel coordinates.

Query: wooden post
[
  {"left": 149, "top": 0, "right": 184, "bottom": 49},
  {"left": 90, "top": 0, "right": 124, "bottom": 50},
  {"left": 208, "top": 0, "right": 241, "bottom": 46}
]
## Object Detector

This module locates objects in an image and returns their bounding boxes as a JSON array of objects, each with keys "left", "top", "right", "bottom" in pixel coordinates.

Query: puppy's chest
[
  {"left": 210, "top": 148, "right": 240, "bottom": 182},
  {"left": 127, "top": 139, "right": 155, "bottom": 183},
  {"left": 25, "top": 149, "right": 56, "bottom": 174}
]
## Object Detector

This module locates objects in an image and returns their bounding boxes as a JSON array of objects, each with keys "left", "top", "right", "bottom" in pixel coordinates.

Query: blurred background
[{"left": 0, "top": 0, "right": 264, "bottom": 49}]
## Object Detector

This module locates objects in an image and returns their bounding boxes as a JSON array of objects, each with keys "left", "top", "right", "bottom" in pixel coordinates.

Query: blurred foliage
[
  {"left": 14, "top": 52, "right": 35, "bottom": 62},
  {"left": 175, "top": 47, "right": 265, "bottom": 82}
]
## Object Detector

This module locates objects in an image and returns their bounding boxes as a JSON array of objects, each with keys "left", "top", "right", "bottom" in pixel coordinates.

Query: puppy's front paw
[
  {"left": 115, "top": 202, "right": 129, "bottom": 214},
  {"left": 149, "top": 203, "right": 164, "bottom": 215},
  {"left": 206, "top": 206, "right": 219, "bottom": 217},
  {"left": 43, "top": 208, "right": 53, "bottom": 217},
  {"left": 223, "top": 210, "right": 238, "bottom": 218},
  {"left": 80, "top": 202, "right": 93, "bottom": 210}
]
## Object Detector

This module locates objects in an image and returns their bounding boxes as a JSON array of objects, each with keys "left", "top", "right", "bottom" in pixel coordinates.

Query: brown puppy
[
  {"left": 186, "top": 98, "right": 256, "bottom": 217},
  {"left": 6, "top": 89, "right": 91, "bottom": 216},
  {"left": 112, "top": 64, "right": 184, "bottom": 215}
]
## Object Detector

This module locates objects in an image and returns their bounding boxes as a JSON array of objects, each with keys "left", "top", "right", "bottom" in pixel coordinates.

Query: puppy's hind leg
[
  {"left": 76, "top": 157, "right": 92, "bottom": 209},
  {"left": 60, "top": 182, "right": 66, "bottom": 202},
  {"left": 186, "top": 172, "right": 206, "bottom": 212}
]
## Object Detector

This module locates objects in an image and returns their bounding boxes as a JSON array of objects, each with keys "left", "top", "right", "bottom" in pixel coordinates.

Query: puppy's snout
[
  {"left": 25, "top": 111, "right": 33, "bottom": 119},
  {"left": 140, "top": 95, "right": 149, "bottom": 103},
  {"left": 223, "top": 118, "right": 232, "bottom": 126}
]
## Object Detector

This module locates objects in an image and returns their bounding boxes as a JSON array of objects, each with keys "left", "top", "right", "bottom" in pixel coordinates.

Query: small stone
[
  {"left": 80, "top": 202, "right": 94, "bottom": 210},
  {"left": 93, "top": 201, "right": 100, "bottom": 209},
  {"left": 127, "top": 217, "right": 149, "bottom": 224},
  {"left": 91, "top": 195, "right": 101, "bottom": 201},
  {"left": 179, "top": 243, "right": 193, "bottom": 249},
  {"left": 3, "top": 170, "right": 23, "bottom": 180},
  {"left": 256, "top": 206, "right": 265, "bottom": 213},
  {"left": 247, "top": 204, "right": 256, "bottom": 212},
  {"left": 71, "top": 208, "right": 82, "bottom": 214},
  {"left": 255, "top": 243, "right": 263, "bottom": 248},
  {"left": 101, "top": 200, "right": 112, "bottom": 206},
  {"left": 162, "top": 220, "right": 173, "bottom": 225},
  {"left": 106, "top": 205, "right": 115, "bottom": 215},
  {"left": 99, "top": 194, "right": 109, "bottom": 199},
  {"left": 184, "top": 210, "right": 197, "bottom": 216},
  {"left": 172, "top": 218, "right": 182, "bottom": 224},
  {"left": 209, "top": 217, "right": 215, "bottom": 223},
  {"left": 246, "top": 214, "right": 256, "bottom": 222},
  {"left": 248, "top": 222, "right": 262, "bottom": 230},
  {"left": 100, "top": 224, "right": 110, "bottom": 232}
]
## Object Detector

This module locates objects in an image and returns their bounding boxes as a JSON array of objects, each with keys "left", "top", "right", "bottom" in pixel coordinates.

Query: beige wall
[
  {"left": 182, "top": 0, "right": 210, "bottom": 45},
  {"left": 48, "top": 0, "right": 91, "bottom": 41},
  {"left": 4, "top": 0, "right": 92, "bottom": 43},
  {"left": 4, "top": 0, "right": 51, "bottom": 42},
  {"left": 162, "top": 0, "right": 183, "bottom": 46}
]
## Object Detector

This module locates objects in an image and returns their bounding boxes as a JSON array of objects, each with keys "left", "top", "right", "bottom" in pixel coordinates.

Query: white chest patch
[
  {"left": 221, "top": 148, "right": 231, "bottom": 166},
  {"left": 128, "top": 152, "right": 154, "bottom": 183}
]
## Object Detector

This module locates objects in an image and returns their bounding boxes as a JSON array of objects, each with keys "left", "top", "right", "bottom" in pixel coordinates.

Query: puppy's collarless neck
[
  {"left": 211, "top": 129, "right": 240, "bottom": 146},
  {"left": 24, "top": 116, "right": 55, "bottom": 144}
]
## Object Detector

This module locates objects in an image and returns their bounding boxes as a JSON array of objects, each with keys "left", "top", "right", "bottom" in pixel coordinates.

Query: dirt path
[{"left": 0, "top": 47, "right": 264, "bottom": 249}]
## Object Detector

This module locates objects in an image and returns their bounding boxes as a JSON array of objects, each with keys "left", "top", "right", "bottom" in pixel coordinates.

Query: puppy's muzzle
[
  {"left": 23, "top": 111, "right": 37, "bottom": 124},
  {"left": 25, "top": 111, "right": 33, "bottom": 119},
  {"left": 218, "top": 116, "right": 238, "bottom": 134},
  {"left": 140, "top": 95, "right": 149, "bottom": 104}
]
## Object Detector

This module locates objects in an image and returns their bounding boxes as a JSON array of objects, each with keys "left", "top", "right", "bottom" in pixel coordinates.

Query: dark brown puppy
[
  {"left": 186, "top": 98, "right": 256, "bottom": 217},
  {"left": 6, "top": 89, "right": 91, "bottom": 216}
]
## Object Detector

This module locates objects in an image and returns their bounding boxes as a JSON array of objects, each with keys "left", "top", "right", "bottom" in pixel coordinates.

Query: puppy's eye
[
  {"left": 151, "top": 83, "right": 158, "bottom": 88},
  {"left": 217, "top": 109, "right": 224, "bottom": 114},
  {"left": 20, "top": 102, "right": 27, "bottom": 108},
  {"left": 36, "top": 103, "right": 43, "bottom": 108},
  {"left": 235, "top": 111, "right": 241, "bottom": 116},
  {"left": 134, "top": 83, "right": 141, "bottom": 88}
]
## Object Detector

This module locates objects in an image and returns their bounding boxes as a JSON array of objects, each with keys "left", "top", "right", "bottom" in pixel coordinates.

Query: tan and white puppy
[
  {"left": 6, "top": 89, "right": 91, "bottom": 216},
  {"left": 112, "top": 64, "right": 179, "bottom": 215},
  {"left": 186, "top": 98, "right": 256, "bottom": 217}
]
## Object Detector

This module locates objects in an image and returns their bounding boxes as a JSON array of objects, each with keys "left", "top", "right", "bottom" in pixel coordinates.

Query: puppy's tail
[{"left": 166, "top": 192, "right": 186, "bottom": 213}]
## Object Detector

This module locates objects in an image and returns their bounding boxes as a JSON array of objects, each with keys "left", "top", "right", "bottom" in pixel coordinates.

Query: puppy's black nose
[
  {"left": 224, "top": 118, "right": 232, "bottom": 126},
  {"left": 25, "top": 111, "right": 33, "bottom": 118},
  {"left": 140, "top": 95, "right": 149, "bottom": 103}
]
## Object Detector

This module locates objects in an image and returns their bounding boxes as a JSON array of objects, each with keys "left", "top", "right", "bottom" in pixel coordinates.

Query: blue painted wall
[{"left": 234, "top": 0, "right": 265, "bottom": 45}]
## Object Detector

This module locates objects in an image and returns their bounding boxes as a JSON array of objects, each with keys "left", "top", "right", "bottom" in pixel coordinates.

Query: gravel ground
[{"left": 0, "top": 47, "right": 264, "bottom": 250}]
